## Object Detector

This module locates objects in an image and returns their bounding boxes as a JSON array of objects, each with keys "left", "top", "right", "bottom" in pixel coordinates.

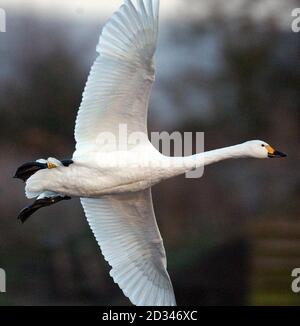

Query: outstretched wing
[
  {"left": 81, "top": 189, "right": 176, "bottom": 306},
  {"left": 74, "top": 0, "right": 159, "bottom": 152}
]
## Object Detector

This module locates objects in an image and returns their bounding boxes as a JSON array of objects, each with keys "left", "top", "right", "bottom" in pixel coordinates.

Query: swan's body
[
  {"left": 26, "top": 142, "right": 278, "bottom": 199},
  {"left": 16, "top": 0, "right": 286, "bottom": 306}
]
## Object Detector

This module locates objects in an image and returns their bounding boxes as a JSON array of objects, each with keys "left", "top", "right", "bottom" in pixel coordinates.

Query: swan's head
[{"left": 244, "top": 140, "right": 287, "bottom": 159}]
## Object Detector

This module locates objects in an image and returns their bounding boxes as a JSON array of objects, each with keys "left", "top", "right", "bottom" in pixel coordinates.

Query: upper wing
[
  {"left": 80, "top": 189, "right": 176, "bottom": 306},
  {"left": 74, "top": 0, "right": 159, "bottom": 152}
]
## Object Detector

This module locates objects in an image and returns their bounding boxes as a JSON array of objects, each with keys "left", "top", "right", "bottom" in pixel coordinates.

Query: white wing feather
[
  {"left": 75, "top": 0, "right": 174, "bottom": 306},
  {"left": 74, "top": 0, "right": 159, "bottom": 151},
  {"left": 81, "top": 189, "right": 176, "bottom": 306}
]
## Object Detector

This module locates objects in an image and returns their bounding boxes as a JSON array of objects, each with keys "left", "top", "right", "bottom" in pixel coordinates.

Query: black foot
[
  {"left": 18, "top": 196, "right": 71, "bottom": 223},
  {"left": 14, "top": 162, "right": 47, "bottom": 182},
  {"left": 14, "top": 159, "right": 73, "bottom": 182},
  {"left": 61, "top": 159, "right": 74, "bottom": 167}
]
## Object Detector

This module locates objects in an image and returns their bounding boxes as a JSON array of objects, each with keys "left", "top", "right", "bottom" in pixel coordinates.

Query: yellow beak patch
[{"left": 265, "top": 145, "right": 275, "bottom": 155}]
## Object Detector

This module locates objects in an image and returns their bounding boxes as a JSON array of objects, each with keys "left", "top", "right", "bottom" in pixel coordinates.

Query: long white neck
[
  {"left": 195, "top": 143, "right": 248, "bottom": 167},
  {"left": 169, "top": 143, "right": 248, "bottom": 177}
]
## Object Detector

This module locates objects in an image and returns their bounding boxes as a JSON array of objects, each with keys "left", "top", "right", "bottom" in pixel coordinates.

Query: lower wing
[{"left": 80, "top": 188, "right": 176, "bottom": 306}]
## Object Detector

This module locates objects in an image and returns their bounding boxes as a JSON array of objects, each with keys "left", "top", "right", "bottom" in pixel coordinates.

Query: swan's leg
[
  {"left": 15, "top": 158, "right": 74, "bottom": 222},
  {"left": 18, "top": 196, "right": 71, "bottom": 223},
  {"left": 61, "top": 159, "right": 74, "bottom": 167},
  {"left": 14, "top": 159, "right": 73, "bottom": 182},
  {"left": 14, "top": 161, "right": 48, "bottom": 182}
]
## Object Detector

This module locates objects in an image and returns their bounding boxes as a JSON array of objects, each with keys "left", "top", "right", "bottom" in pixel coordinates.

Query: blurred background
[{"left": 0, "top": 0, "right": 299, "bottom": 306}]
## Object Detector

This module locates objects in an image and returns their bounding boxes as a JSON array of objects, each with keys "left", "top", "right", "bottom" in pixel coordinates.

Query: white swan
[{"left": 15, "top": 0, "right": 286, "bottom": 306}]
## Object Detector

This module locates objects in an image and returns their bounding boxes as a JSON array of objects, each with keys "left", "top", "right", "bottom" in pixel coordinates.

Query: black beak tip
[
  {"left": 275, "top": 150, "right": 287, "bottom": 158},
  {"left": 269, "top": 150, "right": 287, "bottom": 158}
]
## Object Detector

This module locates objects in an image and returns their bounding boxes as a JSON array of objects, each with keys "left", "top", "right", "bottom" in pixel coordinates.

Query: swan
[{"left": 14, "top": 0, "right": 286, "bottom": 306}]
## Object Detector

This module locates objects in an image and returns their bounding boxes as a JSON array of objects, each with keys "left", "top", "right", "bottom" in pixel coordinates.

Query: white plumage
[
  {"left": 81, "top": 189, "right": 176, "bottom": 306},
  {"left": 74, "top": 0, "right": 176, "bottom": 306},
  {"left": 21, "top": 0, "right": 286, "bottom": 306},
  {"left": 74, "top": 0, "right": 159, "bottom": 154}
]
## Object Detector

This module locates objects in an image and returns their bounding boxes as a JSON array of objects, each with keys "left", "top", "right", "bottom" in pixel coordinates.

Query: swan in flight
[{"left": 14, "top": 0, "right": 286, "bottom": 306}]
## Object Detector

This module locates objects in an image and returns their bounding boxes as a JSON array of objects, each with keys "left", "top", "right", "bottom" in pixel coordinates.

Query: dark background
[{"left": 0, "top": 0, "right": 299, "bottom": 305}]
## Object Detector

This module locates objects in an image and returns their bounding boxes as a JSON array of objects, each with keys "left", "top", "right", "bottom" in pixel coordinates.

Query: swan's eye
[{"left": 261, "top": 144, "right": 265, "bottom": 147}]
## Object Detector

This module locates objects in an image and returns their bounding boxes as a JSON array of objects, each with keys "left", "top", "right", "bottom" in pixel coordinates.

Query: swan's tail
[{"left": 14, "top": 157, "right": 73, "bottom": 223}]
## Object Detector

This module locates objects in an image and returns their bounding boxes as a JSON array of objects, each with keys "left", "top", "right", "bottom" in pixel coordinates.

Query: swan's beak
[{"left": 266, "top": 145, "right": 287, "bottom": 158}]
